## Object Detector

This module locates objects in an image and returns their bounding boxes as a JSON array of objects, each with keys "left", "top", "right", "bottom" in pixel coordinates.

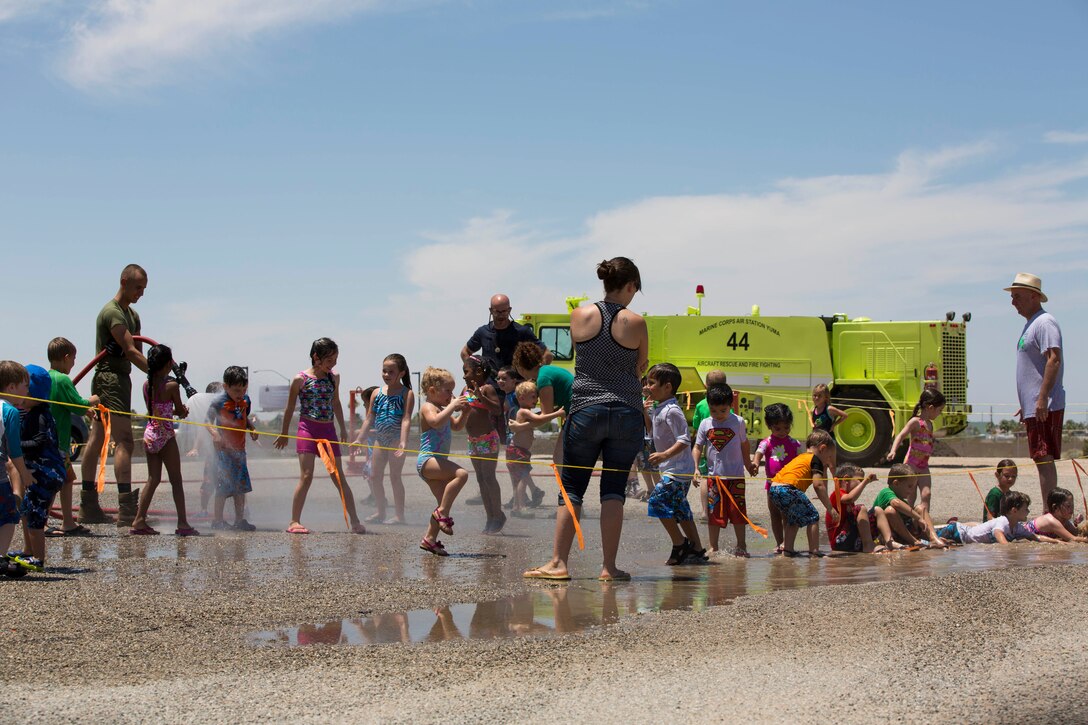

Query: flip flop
[
  {"left": 129, "top": 526, "right": 160, "bottom": 536},
  {"left": 175, "top": 527, "right": 201, "bottom": 537},
  {"left": 522, "top": 567, "right": 571, "bottom": 581},
  {"left": 598, "top": 571, "right": 632, "bottom": 582},
  {"left": 61, "top": 524, "right": 93, "bottom": 537},
  {"left": 286, "top": 525, "right": 311, "bottom": 534}
]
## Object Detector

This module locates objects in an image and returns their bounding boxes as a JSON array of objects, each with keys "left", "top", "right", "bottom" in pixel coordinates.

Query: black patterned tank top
[{"left": 570, "top": 301, "right": 643, "bottom": 416}]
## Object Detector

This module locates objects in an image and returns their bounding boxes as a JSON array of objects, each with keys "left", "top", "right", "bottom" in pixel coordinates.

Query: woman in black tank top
[{"left": 523, "top": 257, "right": 648, "bottom": 582}]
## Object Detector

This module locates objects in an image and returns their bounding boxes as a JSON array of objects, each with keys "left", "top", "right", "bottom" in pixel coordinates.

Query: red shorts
[
  {"left": 1025, "top": 409, "right": 1063, "bottom": 460},
  {"left": 708, "top": 477, "right": 746, "bottom": 527}
]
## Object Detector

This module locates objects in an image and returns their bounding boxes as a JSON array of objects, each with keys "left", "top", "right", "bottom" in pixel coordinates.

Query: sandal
[
  {"left": 419, "top": 537, "right": 449, "bottom": 557},
  {"left": 666, "top": 539, "right": 690, "bottom": 566},
  {"left": 286, "top": 524, "right": 311, "bottom": 534},
  {"left": 129, "top": 525, "right": 160, "bottom": 536},
  {"left": 431, "top": 507, "right": 454, "bottom": 535}
]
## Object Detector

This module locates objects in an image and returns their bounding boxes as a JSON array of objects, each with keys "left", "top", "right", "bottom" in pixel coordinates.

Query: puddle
[{"left": 250, "top": 545, "right": 1088, "bottom": 647}]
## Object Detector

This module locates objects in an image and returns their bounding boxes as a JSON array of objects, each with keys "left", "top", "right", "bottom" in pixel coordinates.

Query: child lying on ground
[
  {"left": 936, "top": 491, "right": 1048, "bottom": 544},
  {"left": 1022, "top": 488, "right": 1087, "bottom": 543}
]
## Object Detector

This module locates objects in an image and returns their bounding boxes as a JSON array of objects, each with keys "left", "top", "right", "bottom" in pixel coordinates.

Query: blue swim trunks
[
  {"left": 646, "top": 474, "right": 694, "bottom": 522},
  {"left": 768, "top": 485, "right": 820, "bottom": 527},
  {"left": 0, "top": 481, "right": 19, "bottom": 527}
]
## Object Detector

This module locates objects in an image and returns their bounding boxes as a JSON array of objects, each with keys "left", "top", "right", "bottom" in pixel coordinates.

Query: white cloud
[
  {"left": 341, "top": 141, "right": 1088, "bottom": 407},
  {"left": 60, "top": 0, "right": 423, "bottom": 91},
  {"left": 1043, "top": 130, "right": 1088, "bottom": 145}
]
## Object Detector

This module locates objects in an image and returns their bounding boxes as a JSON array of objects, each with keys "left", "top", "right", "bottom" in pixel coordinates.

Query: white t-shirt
[
  {"left": 1016, "top": 310, "right": 1065, "bottom": 416},
  {"left": 695, "top": 414, "right": 748, "bottom": 478},
  {"left": 959, "top": 515, "right": 1032, "bottom": 544},
  {"left": 650, "top": 398, "right": 694, "bottom": 477}
]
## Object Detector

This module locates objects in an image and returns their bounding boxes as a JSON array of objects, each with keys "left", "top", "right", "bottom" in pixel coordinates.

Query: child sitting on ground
[
  {"left": 826, "top": 463, "right": 898, "bottom": 553},
  {"left": 871, "top": 463, "right": 945, "bottom": 548},
  {"left": 46, "top": 337, "right": 99, "bottom": 536},
  {"left": 1022, "top": 488, "right": 1087, "bottom": 543},
  {"left": 0, "top": 361, "right": 34, "bottom": 577},
  {"left": 207, "top": 366, "right": 259, "bottom": 531},
  {"left": 768, "top": 429, "right": 839, "bottom": 557},
  {"left": 644, "top": 363, "right": 708, "bottom": 564},
  {"left": 751, "top": 402, "right": 802, "bottom": 553},
  {"left": 693, "top": 385, "right": 758, "bottom": 556},
  {"left": 983, "top": 459, "right": 1017, "bottom": 521},
  {"left": 936, "top": 491, "right": 1042, "bottom": 544},
  {"left": 15, "top": 366, "right": 68, "bottom": 570},
  {"left": 506, "top": 381, "right": 564, "bottom": 518}
]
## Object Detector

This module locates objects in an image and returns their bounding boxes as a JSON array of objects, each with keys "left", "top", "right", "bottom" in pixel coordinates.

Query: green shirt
[
  {"left": 49, "top": 369, "right": 91, "bottom": 454},
  {"left": 873, "top": 487, "right": 904, "bottom": 510},
  {"left": 95, "top": 299, "right": 141, "bottom": 375},
  {"left": 692, "top": 398, "right": 710, "bottom": 475},
  {"left": 536, "top": 365, "right": 574, "bottom": 413},
  {"left": 984, "top": 486, "right": 1004, "bottom": 521}
]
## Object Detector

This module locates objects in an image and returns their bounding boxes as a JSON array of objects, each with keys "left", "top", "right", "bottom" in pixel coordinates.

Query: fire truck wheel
[{"left": 831, "top": 387, "right": 893, "bottom": 468}]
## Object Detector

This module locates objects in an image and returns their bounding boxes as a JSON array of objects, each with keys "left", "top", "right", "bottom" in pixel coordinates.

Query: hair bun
[{"left": 596, "top": 260, "right": 611, "bottom": 280}]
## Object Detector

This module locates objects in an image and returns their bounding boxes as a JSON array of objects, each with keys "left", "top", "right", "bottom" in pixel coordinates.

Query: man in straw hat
[{"left": 1007, "top": 273, "right": 1064, "bottom": 501}]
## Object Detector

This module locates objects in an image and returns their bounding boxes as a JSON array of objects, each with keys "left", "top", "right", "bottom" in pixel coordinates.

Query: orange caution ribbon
[
  {"left": 1072, "top": 459, "right": 1088, "bottom": 519},
  {"left": 968, "top": 471, "right": 994, "bottom": 520},
  {"left": 95, "top": 404, "right": 111, "bottom": 494},
  {"left": 712, "top": 476, "right": 768, "bottom": 538},
  {"left": 551, "top": 464, "right": 585, "bottom": 550},
  {"left": 316, "top": 439, "right": 351, "bottom": 528}
]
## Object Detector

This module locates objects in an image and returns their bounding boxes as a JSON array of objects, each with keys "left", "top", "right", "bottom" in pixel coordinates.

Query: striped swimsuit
[{"left": 370, "top": 387, "right": 407, "bottom": 448}]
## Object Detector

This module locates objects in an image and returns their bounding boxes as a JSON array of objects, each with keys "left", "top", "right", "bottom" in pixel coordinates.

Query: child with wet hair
[
  {"left": 936, "top": 491, "right": 1039, "bottom": 544},
  {"left": 768, "top": 429, "right": 838, "bottom": 556},
  {"left": 983, "top": 459, "right": 1017, "bottom": 521},
  {"left": 416, "top": 367, "right": 471, "bottom": 555},
  {"left": 826, "top": 463, "right": 897, "bottom": 553},
  {"left": 751, "top": 402, "right": 802, "bottom": 553},
  {"left": 644, "top": 363, "right": 708, "bottom": 564},
  {"left": 14, "top": 366, "right": 68, "bottom": 570},
  {"left": 207, "top": 366, "right": 259, "bottom": 531},
  {"left": 871, "top": 463, "right": 945, "bottom": 548},
  {"left": 1023, "top": 488, "right": 1087, "bottom": 542},
  {"left": 462, "top": 355, "right": 506, "bottom": 534},
  {"left": 0, "top": 361, "right": 34, "bottom": 576},
  {"left": 507, "top": 381, "right": 564, "bottom": 518}
]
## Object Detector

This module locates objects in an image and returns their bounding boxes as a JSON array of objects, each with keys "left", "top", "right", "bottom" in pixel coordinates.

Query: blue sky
[{"left": 1, "top": 0, "right": 1085, "bottom": 421}]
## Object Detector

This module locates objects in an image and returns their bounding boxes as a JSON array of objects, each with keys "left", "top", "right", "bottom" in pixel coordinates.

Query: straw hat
[{"left": 1004, "top": 273, "right": 1047, "bottom": 303}]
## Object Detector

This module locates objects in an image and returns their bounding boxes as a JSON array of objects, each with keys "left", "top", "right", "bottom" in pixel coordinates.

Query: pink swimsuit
[
  {"left": 143, "top": 383, "right": 176, "bottom": 455},
  {"left": 905, "top": 419, "right": 934, "bottom": 472}
]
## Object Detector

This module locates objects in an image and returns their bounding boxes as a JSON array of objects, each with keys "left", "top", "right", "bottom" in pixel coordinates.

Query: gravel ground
[{"left": 2, "top": 455, "right": 1087, "bottom": 723}]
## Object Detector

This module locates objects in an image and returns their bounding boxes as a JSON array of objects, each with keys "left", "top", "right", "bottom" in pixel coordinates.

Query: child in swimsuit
[
  {"left": 983, "top": 459, "right": 1017, "bottom": 521},
  {"left": 416, "top": 367, "right": 470, "bottom": 556},
  {"left": 507, "top": 381, "right": 564, "bottom": 519},
  {"left": 751, "top": 402, "right": 802, "bottom": 553},
  {"left": 130, "top": 345, "right": 198, "bottom": 536},
  {"left": 887, "top": 388, "right": 945, "bottom": 517},
  {"left": 1022, "top": 488, "right": 1087, "bottom": 542},
  {"left": 462, "top": 355, "right": 506, "bottom": 534},
  {"left": 274, "top": 337, "right": 366, "bottom": 535},
  {"left": 352, "top": 354, "right": 415, "bottom": 525},
  {"left": 810, "top": 383, "right": 845, "bottom": 433}
]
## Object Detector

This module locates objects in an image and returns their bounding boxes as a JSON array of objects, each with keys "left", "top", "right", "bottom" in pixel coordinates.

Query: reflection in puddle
[{"left": 251, "top": 545, "right": 1088, "bottom": 647}]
